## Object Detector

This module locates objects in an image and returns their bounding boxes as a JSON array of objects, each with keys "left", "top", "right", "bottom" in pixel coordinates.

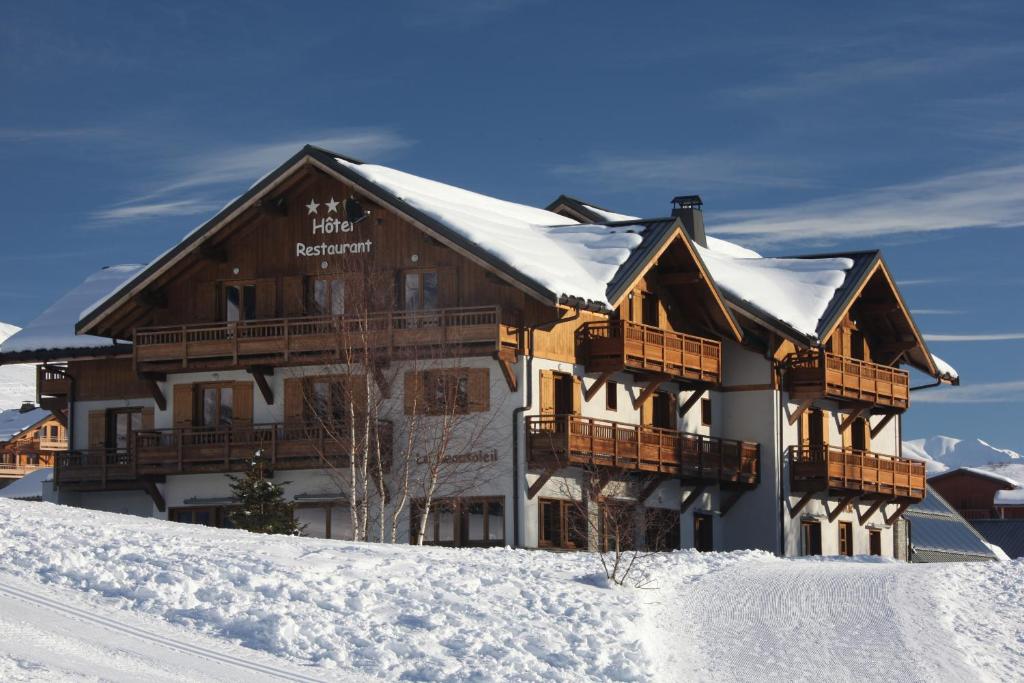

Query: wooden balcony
[
  {"left": 785, "top": 349, "right": 909, "bottom": 411},
  {"left": 576, "top": 321, "right": 721, "bottom": 385},
  {"left": 526, "top": 415, "right": 758, "bottom": 486},
  {"left": 56, "top": 421, "right": 392, "bottom": 488},
  {"left": 38, "top": 437, "right": 68, "bottom": 451},
  {"left": 788, "top": 445, "right": 926, "bottom": 502},
  {"left": 37, "top": 364, "right": 70, "bottom": 413},
  {"left": 0, "top": 462, "right": 47, "bottom": 479},
  {"left": 133, "top": 306, "right": 522, "bottom": 371}
]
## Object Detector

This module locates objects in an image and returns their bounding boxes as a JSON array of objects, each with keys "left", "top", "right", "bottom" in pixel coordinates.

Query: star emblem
[
  {"left": 305, "top": 199, "right": 320, "bottom": 215},
  {"left": 325, "top": 197, "right": 339, "bottom": 213}
]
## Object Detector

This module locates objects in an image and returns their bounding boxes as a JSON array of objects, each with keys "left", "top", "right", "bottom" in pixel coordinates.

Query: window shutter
[
  {"left": 571, "top": 376, "right": 581, "bottom": 416},
  {"left": 255, "top": 279, "right": 276, "bottom": 318},
  {"left": 468, "top": 368, "right": 490, "bottom": 413},
  {"left": 439, "top": 267, "right": 458, "bottom": 308},
  {"left": 539, "top": 371, "right": 554, "bottom": 415},
  {"left": 194, "top": 283, "right": 216, "bottom": 322},
  {"left": 641, "top": 395, "right": 653, "bottom": 427},
  {"left": 404, "top": 371, "right": 423, "bottom": 415},
  {"left": 88, "top": 410, "right": 106, "bottom": 449},
  {"left": 172, "top": 384, "right": 193, "bottom": 427},
  {"left": 345, "top": 374, "right": 369, "bottom": 416},
  {"left": 234, "top": 382, "right": 254, "bottom": 425},
  {"left": 284, "top": 378, "right": 304, "bottom": 423},
  {"left": 141, "top": 407, "right": 155, "bottom": 430},
  {"left": 282, "top": 276, "right": 305, "bottom": 315},
  {"left": 821, "top": 409, "right": 831, "bottom": 448}
]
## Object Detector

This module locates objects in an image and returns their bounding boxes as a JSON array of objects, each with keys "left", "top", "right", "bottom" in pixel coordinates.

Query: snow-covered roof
[
  {"left": 0, "top": 265, "right": 144, "bottom": 357},
  {"left": 0, "top": 407, "right": 51, "bottom": 442},
  {"left": 933, "top": 466, "right": 1022, "bottom": 488},
  {"left": 995, "top": 488, "right": 1024, "bottom": 506},
  {"left": 0, "top": 466, "right": 51, "bottom": 500},
  {"left": 931, "top": 353, "right": 959, "bottom": 383}
]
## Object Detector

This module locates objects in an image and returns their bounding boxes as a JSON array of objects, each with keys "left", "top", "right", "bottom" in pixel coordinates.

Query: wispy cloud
[
  {"left": 914, "top": 379, "right": 1024, "bottom": 404},
  {"left": 897, "top": 278, "right": 951, "bottom": 287},
  {"left": 912, "top": 309, "right": 962, "bottom": 315},
  {"left": 0, "top": 126, "right": 115, "bottom": 142},
  {"left": 924, "top": 332, "right": 1024, "bottom": 342},
  {"left": 94, "top": 129, "right": 411, "bottom": 223},
  {"left": 551, "top": 151, "right": 814, "bottom": 191},
  {"left": 711, "top": 163, "right": 1024, "bottom": 246}
]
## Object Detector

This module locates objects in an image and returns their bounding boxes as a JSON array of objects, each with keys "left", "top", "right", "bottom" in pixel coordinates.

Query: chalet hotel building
[{"left": 0, "top": 146, "right": 959, "bottom": 557}]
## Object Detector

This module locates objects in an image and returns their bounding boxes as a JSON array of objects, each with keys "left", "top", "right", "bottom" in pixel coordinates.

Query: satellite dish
[{"left": 344, "top": 197, "right": 368, "bottom": 225}]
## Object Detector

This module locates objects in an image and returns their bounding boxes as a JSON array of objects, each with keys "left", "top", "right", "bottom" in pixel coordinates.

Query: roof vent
[{"left": 670, "top": 195, "right": 706, "bottom": 247}]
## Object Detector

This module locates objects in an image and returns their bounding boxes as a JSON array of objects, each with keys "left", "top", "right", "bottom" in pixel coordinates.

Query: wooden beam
[
  {"left": 247, "top": 366, "right": 274, "bottom": 405},
  {"left": 839, "top": 405, "right": 871, "bottom": 433},
  {"left": 719, "top": 490, "right": 747, "bottom": 517},
  {"left": 527, "top": 467, "right": 557, "bottom": 500},
  {"left": 142, "top": 479, "right": 166, "bottom": 512},
  {"left": 788, "top": 399, "right": 813, "bottom": 426},
  {"left": 584, "top": 371, "right": 613, "bottom": 402},
  {"left": 142, "top": 373, "right": 166, "bottom": 411},
  {"left": 857, "top": 302, "right": 900, "bottom": 315},
  {"left": 828, "top": 494, "right": 859, "bottom": 522},
  {"left": 370, "top": 361, "right": 391, "bottom": 398},
  {"left": 884, "top": 501, "right": 911, "bottom": 525},
  {"left": 680, "top": 484, "right": 708, "bottom": 513},
  {"left": 678, "top": 388, "right": 707, "bottom": 418},
  {"left": 660, "top": 272, "right": 704, "bottom": 285},
  {"left": 637, "top": 476, "right": 667, "bottom": 505},
  {"left": 789, "top": 489, "right": 819, "bottom": 518},
  {"left": 870, "top": 413, "right": 896, "bottom": 439},
  {"left": 592, "top": 470, "right": 614, "bottom": 501},
  {"left": 858, "top": 497, "right": 891, "bottom": 525},
  {"left": 632, "top": 373, "right": 671, "bottom": 410},
  {"left": 494, "top": 349, "right": 518, "bottom": 393}
]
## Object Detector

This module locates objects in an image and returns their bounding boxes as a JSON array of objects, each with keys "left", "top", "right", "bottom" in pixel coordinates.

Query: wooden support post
[
  {"left": 789, "top": 489, "right": 819, "bottom": 518},
  {"left": 527, "top": 467, "right": 557, "bottom": 500},
  {"left": 371, "top": 361, "right": 391, "bottom": 398},
  {"left": 719, "top": 489, "right": 747, "bottom": 517},
  {"left": 788, "top": 399, "right": 813, "bottom": 426},
  {"left": 870, "top": 413, "right": 896, "bottom": 439},
  {"left": 884, "top": 501, "right": 911, "bottom": 525},
  {"left": 632, "top": 373, "right": 670, "bottom": 410},
  {"left": 858, "top": 496, "right": 890, "bottom": 525},
  {"left": 584, "top": 371, "right": 614, "bottom": 402},
  {"left": 678, "top": 388, "right": 707, "bottom": 418},
  {"left": 680, "top": 484, "right": 708, "bottom": 513},
  {"left": 592, "top": 470, "right": 614, "bottom": 501},
  {"left": 828, "top": 494, "right": 859, "bottom": 522},
  {"left": 248, "top": 366, "right": 274, "bottom": 405},
  {"left": 142, "top": 372, "right": 167, "bottom": 411},
  {"left": 637, "top": 476, "right": 667, "bottom": 505},
  {"left": 839, "top": 405, "right": 871, "bottom": 433},
  {"left": 141, "top": 479, "right": 166, "bottom": 512},
  {"left": 494, "top": 349, "right": 518, "bottom": 393}
]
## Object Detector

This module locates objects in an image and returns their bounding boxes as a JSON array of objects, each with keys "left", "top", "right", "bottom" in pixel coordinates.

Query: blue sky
[{"left": 2, "top": 1, "right": 1023, "bottom": 449}]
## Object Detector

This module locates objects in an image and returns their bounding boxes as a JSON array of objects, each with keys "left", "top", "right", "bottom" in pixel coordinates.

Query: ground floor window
[
  {"left": 411, "top": 497, "right": 505, "bottom": 547},
  {"left": 169, "top": 506, "right": 237, "bottom": 528},
  {"left": 295, "top": 503, "right": 353, "bottom": 540},
  {"left": 538, "top": 498, "right": 587, "bottom": 550},
  {"left": 869, "top": 529, "right": 882, "bottom": 556},
  {"left": 838, "top": 521, "right": 854, "bottom": 556},
  {"left": 801, "top": 520, "right": 822, "bottom": 556},
  {"left": 694, "top": 512, "right": 714, "bottom": 552},
  {"left": 599, "top": 500, "right": 638, "bottom": 553},
  {"left": 646, "top": 508, "right": 681, "bottom": 551}
]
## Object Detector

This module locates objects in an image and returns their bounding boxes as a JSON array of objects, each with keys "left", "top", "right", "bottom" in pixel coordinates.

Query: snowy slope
[
  {"left": 0, "top": 323, "right": 36, "bottom": 411},
  {"left": 0, "top": 501, "right": 1022, "bottom": 682},
  {"left": 904, "top": 435, "right": 1022, "bottom": 475}
]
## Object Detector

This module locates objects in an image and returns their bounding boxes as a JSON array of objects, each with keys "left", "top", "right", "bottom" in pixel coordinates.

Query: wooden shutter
[
  {"left": 284, "top": 378, "right": 304, "bottom": 423},
  {"left": 539, "top": 370, "right": 555, "bottom": 415},
  {"left": 141, "top": 407, "right": 155, "bottom": 430},
  {"left": 282, "top": 276, "right": 305, "bottom": 315},
  {"left": 404, "top": 371, "right": 424, "bottom": 415},
  {"left": 233, "top": 382, "right": 254, "bottom": 426},
  {"left": 255, "top": 279, "right": 276, "bottom": 318},
  {"left": 571, "top": 376, "right": 581, "bottom": 416},
  {"left": 820, "top": 409, "right": 831, "bottom": 448},
  {"left": 88, "top": 410, "right": 106, "bottom": 448},
  {"left": 194, "top": 283, "right": 216, "bottom": 322},
  {"left": 172, "top": 384, "right": 193, "bottom": 427},
  {"left": 468, "top": 368, "right": 490, "bottom": 413},
  {"left": 641, "top": 395, "right": 654, "bottom": 427},
  {"left": 438, "top": 266, "right": 458, "bottom": 308}
]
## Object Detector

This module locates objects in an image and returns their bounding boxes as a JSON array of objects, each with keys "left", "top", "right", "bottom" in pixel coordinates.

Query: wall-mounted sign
[
  {"left": 295, "top": 198, "right": 373, "bottom": 258},
  {"left": 415, "top": 448, "right": 499, "bottom": 466}
]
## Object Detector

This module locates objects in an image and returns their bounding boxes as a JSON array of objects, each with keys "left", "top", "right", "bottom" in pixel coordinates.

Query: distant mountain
[
  {"left": 903, "top": 435, "right": 1023, "bottom": 477},
  {"left": 0, "top": 323, "right": 36, "bottom": 411}
]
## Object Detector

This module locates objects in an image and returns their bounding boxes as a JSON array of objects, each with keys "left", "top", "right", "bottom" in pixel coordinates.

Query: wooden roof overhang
[{"left": 0, "top": 344, "right": 131, "bottom": 366}]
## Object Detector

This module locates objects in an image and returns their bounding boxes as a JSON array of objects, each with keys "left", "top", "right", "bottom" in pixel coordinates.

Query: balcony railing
[
  {"left": 0, "top": 462, "right": 48, "bottom": 478},
  {"left": 526, "top": 414, "right": 758, "bottom": 485},
  {"left": 38, "top": 438, "right": 67, "bottom": 452},
  {"left": 56, "top": 421, "right": 394, "bottom": 487},
  {"left": 577, "top": 320, "right": 721, "bottom": 385},
  {"left": 788, "top": 445, "right": 926, "bottom": 501},
  {"left": 785, "top": 349, "right": 909, "bottom": 410},
  {"left": 133, "top": 306, "right": 522, "bottom": 370}
]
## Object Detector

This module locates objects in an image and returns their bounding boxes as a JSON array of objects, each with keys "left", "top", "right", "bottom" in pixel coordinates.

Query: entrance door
[
  {"left": 693, "top": 513, "right": 713, "bottom": 552},
  {"left": 553, "top": 373, "right": 575, "bottom": 415},
  {"left": 801, "top": 520, "right": 822, "bottom": 555},
  {"left": 650, "top": 391, "right": 674, "bottom": 430}
]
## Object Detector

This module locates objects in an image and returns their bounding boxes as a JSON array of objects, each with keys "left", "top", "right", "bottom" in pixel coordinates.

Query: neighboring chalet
[
  {"left": 0, "top": 405, "right": 65, "bottom": 489},
  {"left": 0, "top": 146, "right": 959, "bottom": 556},
  {"left": 928, "top": 468, "right": 1024, "bottom": 520}
]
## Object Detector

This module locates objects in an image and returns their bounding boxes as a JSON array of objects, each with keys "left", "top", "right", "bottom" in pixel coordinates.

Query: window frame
[
  {"left": 538, "top": 497, "right": 587, "bottom": 550},
  {"left": 838, "top": 520, "right": 853, "bottom": 556},
  {"left": 700, "top": 397, "right": 712, "bottom": 427},
  {"left": 106, "top": 407, "right": 144, "bottom": 450},
  {"left": 193, "top": 382, "right": 235, "bottom": 428},
  {"left": 222, "top": 280, "right": 258, "bottom": 322},
  {"left": 411, "top": 496, "right": 505, "bottom": 548},
  {"left": 868, "top": 528, "right": 882, "bottom": 556},
  {"left": 311, "top": 276, "right": 346, "bottom": 316},
  {"left": 605, "top": 380, "right": 618, "bottom": 411},
  {"left": 801, "top": 519, "right": 822, "bottom": 556},
  {"left": 402, "top": 269, "right": 440, "bottom": 311}
]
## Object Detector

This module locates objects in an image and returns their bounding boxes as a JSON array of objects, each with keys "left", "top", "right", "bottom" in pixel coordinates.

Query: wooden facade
[{"left": 1, "top": 412, "right": 66, "bottom": 479}]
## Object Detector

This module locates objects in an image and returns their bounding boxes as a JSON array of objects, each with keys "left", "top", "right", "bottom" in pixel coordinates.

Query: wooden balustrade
[
  {"left": 577, "top": 320, "right": 721, "bottom": 385},
  {"left": 786, "top": 349, "right": 909, "bottom": 410},
  {"left": 0, "top": 462, "right": 48, "bottom": 478},
  {"left": 133, "top": 306, "right": 522, "bottom": 370},
  {"left": 37, "top": 364, "right": 71, "bottom": 398},
  {"left": 788, "top": 445, "right": 926, "bottom": 501},
  {"left": 526, "top": 414, "right": 758, "bottom": 485},
  {"left": 54, "top": 449, "right": 135, "bottom": 487}
]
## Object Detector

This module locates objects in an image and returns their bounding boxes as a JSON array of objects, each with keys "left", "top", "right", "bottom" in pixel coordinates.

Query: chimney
[
  {"left": 671, "top": 195, "right": 706, "bottom": 247},
  {"left": 19, "top": 402, "right": 36, "bottom": 413}
]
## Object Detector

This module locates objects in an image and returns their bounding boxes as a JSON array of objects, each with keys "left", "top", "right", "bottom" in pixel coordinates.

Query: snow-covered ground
[{"left": 0, "top": 500, "right": 1021, "bottom": 682}]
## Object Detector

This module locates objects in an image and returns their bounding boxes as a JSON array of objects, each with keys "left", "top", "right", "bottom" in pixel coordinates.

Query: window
[
  {"left": 801, "top": 520, "right": 822, "bottom": 556},
  {"left": 869, "top": 529, "right": 882, "bottom": 556},
  {"left": 553, "top": 372, "right": 575, "bottom": 415},
  {"left": 312, "top": 277, "right": 345, "bottom": 316},
  {"left": 606, "top": 381, "right": 618, "bottom": 411},
  {"left": 412, "top": 497, "right": 505, "bottom": 547},
  {"left": 224, "top": 283, "right": 257, "bottom": 321},
  {"left": 851, "top": 417, "right": 869, "bottom": 452},
  {"left": 646, "top": 509, "right": 680, "bottom": 551},
  {"left": 49, "top": 425, "right": 59, "bottom": 439},
  {"left": 432, "top": 372, "right": 469, "bottom": 412},
  {"left": 407, "top": 369, "right": 488, "bottom": 415},
  {"left": 296, "top": 503, "right": 353, "bottom": 540},
  {"left": 538, "top": 498, "right": 587, "bottom": 550},
  {"left": 694, "top": 513, "right": 714, "bottom": 552},
  {"left": 700, "top": 398, "right": 712, "bottom": 426},
  {"left": 195, "top": 384, "right": 234, "bottom": 427},
  {"left": 308, "top": 379, "right": 350, "bottom": 424},
  {"left": 641, "top": 292, "right": 659, "bottom": 327},
  {"left": 169, "top": 506, "right": 237, "bottom": 528},
  {"left": 838, "top": 521, "right": 853, "bottom": 556},
  {"left": 107, "top": 408, "right": 143, "bottom": 450},
  {"left": 403, "top": 270, "right": 439, "bottom": 310},
  {"left": 599, "top": 501, "right": 637, "bottom": 552},
  {"left": 648, "top": 391, "right": 674, "bottom": 430}
]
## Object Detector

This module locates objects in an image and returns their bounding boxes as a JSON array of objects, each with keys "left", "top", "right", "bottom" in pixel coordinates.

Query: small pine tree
[{"left": 228, "top": 450, "right": 302, "bottom": 535}]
